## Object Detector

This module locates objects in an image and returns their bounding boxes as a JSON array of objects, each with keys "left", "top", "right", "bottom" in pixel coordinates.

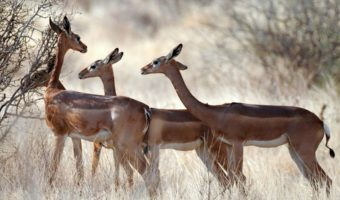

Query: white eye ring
[
  {"left": 152, "top": 60, "right": 159, "bottom": 68},
  {"left": 89, "top": 65, "right": 96, "bottom": 71}
]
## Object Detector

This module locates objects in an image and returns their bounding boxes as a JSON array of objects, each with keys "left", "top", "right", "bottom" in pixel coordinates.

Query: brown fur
[
  {"left": 78, "top": 52, "right": 234, "bottom": 191},
  {"left": 45, "top": 17, "right": 156, "bottom": 197},
  {"left": 141, "top": 43, "right": 334, "bottom": 195}
]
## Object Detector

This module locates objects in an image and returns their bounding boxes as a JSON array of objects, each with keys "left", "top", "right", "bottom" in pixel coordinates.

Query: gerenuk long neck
[
  {"left": 47, "top": 41, "right": 68, "bottom": 88},
  {"left": 99, "top": 66, "right": 116, "bottom": 96},
  {"left": 165, "top": 68, "right": 218, "bottom": 127}
]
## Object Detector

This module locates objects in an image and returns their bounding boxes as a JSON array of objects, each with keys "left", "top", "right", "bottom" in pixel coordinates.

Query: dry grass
[{"left": 1, "top": 0, "right": 339, "bottom": 199}]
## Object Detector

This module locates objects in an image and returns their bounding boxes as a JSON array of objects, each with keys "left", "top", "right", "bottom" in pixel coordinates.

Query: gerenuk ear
[
  {"left": 166, "top": 43, "right": 183, "bottom": 62},
  {"left": 63, "top": 16, "right": 71, "bottom": 34},
  {"left": 104, "top": 48, "right": 119, "bottom": 64},
  {"left": 177, "top": 62, "right": 188, "bottom": 71},
  {"left": 111, "top": 52, "right": 124, "bottom": 64},
  {"left": 49, "top": 18, "right": 62, "bottom": 34}
]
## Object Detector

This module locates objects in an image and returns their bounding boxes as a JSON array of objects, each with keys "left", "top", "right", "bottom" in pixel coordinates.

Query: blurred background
[{"left": 0, "top": 0, "right": 339, "bottom": 199}]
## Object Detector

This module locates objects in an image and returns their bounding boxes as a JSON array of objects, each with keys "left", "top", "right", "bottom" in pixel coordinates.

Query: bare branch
[{"left": 0, "top": 0, "right": 62, "bottom": 140}]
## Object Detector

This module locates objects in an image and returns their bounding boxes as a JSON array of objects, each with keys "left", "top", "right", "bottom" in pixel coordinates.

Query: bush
[
  {"left": 0, "top": 0, "right": 61, "bottom": 140},
  {"left": 228, "top": 0, "right": 340, "bottom": 89}
]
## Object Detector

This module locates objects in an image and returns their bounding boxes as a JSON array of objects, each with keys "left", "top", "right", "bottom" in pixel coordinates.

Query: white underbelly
[
  {"left": 69, "top": 129, "right": 112, "bottom": 142},
  {"left": 244, "top": 134, "right": 288, "bottom": 147},
  {"left": 218, "top": 134, "right": 288, "bottom": 148},
  {"left": 160, "top": 139, "right": 202, "bottom": 151}
]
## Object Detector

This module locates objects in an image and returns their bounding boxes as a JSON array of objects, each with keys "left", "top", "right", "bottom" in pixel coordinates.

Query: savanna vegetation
[{"left": 0, "top": 0, "right": 339, "bottom": 199}]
